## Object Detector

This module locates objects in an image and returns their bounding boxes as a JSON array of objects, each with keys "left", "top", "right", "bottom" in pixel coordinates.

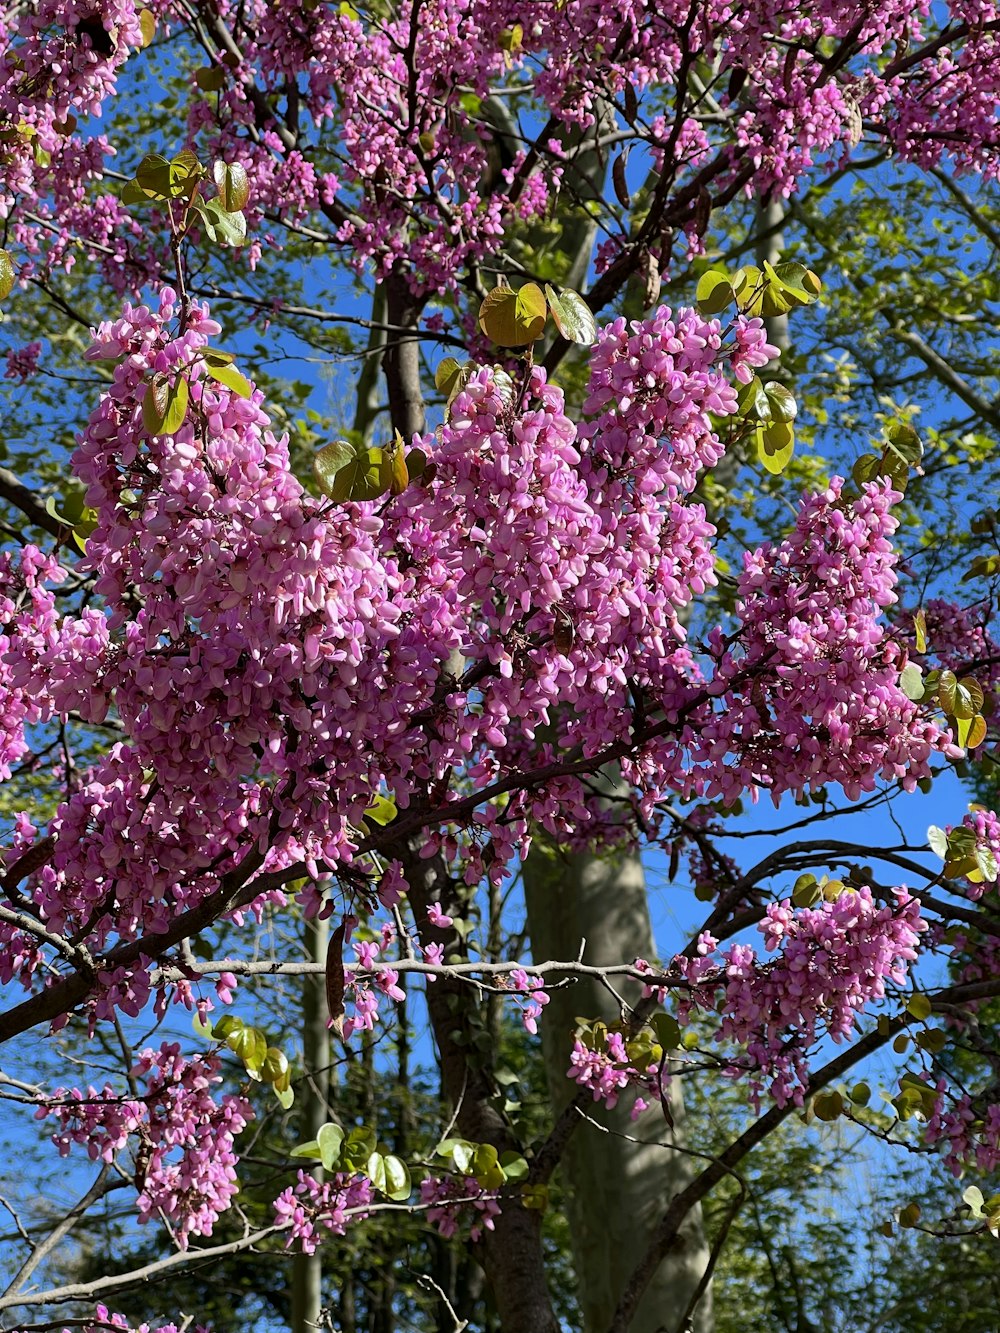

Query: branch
[
  {"left": 2, "top": 1168, "right": 126, "bottom": 1301},
  {"left": 0, "top": 467, "right": 65, "bottom": 539}
]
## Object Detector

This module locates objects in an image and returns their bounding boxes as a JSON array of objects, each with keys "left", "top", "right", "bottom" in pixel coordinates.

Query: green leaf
[
  {"left": 317, "top": 1121, "right": 345, "bottom": 1171},
  {"left": 964, "top": 1185, "right": 985, "bottom": 1216},
  {"left": 193, "top": 197, "right": 247, "bottom": 247},
  {"left": 478, "top": 282, "right": 547, "bottom": 346},
  {"left": 927, "top": 825, "right": 948, "bottom": 859},
  {"left": 404, "top": 447, "right": 428, "bottom": 481},
  {"left": 448, "top": 1140, "right": 476, "bottom": 1175},
  {"left": 213, "top": 159, "right": 250, "bottom": 212},
  {"left": 732, "top": 265, "right": 764, "bottom": 316},
  {"left": 142, "top": 374, "right": 189, "bottom": 437},
  {"left": 134, "top": 152, "right": 172, "bottom": 198},
  {"left": 965, "top": 714, "right": 988, "bottom": 750},
  {"left": 906, "top": 993, "right": 932, "bottom": 1021},
  {"left": 792, "top": 873, "right": 820, "bottom": 908},
  {"left": 850, "top": 1082, "right": 871, "bottom": 1106},
  {"left": 763, "top": 382, "right": 797, "bottom": 423},
  {"left": 364, "top": 792, "right": 397, "bottom": 826},
  {"left": 769, "top": 261, "right": 822, "bottom": 304},
  {"left": 0, "top": 249, "right": 15, "bottom": 301},
  {"left": 139, "top": 8, "right": 156, "bottom": 46},
  {"left": 192, "top": 1011, "right": 214, "bottom": 1039},
  {"left": 852, "top": 453, "right": 880, "bottom": 488},
  {"left": 499, "top": 1151, "right": 529, "bottom": 1182},
  {"left": 915, "top": 1028, "right": 947, "bottom": 1053},
  {"left": 382, "top": 1154, "right": 411, "bottom": 1200},
  {"left": 898, "top": 1202, "right": 921, "bottom": 1228},
  {"left": 695, "top": 269, "right": 735, "bottom": 315},
  {"left": 651, "top": 1012, "right": 681, "bottom": 1050},
  {"left": 472, "top": 1143, "right": 505, "bottom": 1190},
  {"left": 313, "top": 440, "right": 392, "bottom": 503},
  {"left": 884, "top": 420, "right": 923, "bottom": 468},
  {"left": 974, "top": 844, "right": 998, "bottom": 883},
  {"left": 290, "top": 1139, "right": 322, "bottom": 1160},
  {"left": 544, "top": 285, "right": 598, "bottom": 344},
  {"left": 757, "top": 420, "right": 794, "bottom": 475},
  {"left": 812, "top": 1089, "right": 844, "bottom": 1122},
  {"left": 386, "top": 430, "right": 409, "bottom": 496},
  {"left": 261, "top": 1046, "right": 290, "bottom": 1086},
  {"left": 736, "top": 376, "right": 771, "bottom": 421},
  {"left": 938, "top": 669, "right": 958, "bottom": 716},
  {"left": 204, "top": 351, "right": 252, "bottom": 398},
  {"left": 133, "top": 150, "right": 203, "bottom": 202},
  {"left": 195, "top": 65, "right": 227, "bottom": 92},
  {"left": 366, "top": 1151, "right": 387, "bottom": 1193},
  {"left": 899, "top": 662, "right": 924, "bottom": 702}
]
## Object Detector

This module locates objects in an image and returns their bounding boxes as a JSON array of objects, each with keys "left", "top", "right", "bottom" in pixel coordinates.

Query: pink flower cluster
[
  {"left": 676, "top": 885, "right": 926, "bottom": 1107},
  {"left": 505, "top": 968, "right": 550, "bottom": 1034},
  {"left": 60, "top": 1308, "right": 209, "bottom": 1333},
  {"left": 695, "top": 478, "right": 956, "bottom": 804},
  {"left": 567, "top": 1029, "right": 657, "bottom": 1120},
  {"left": 343, "top": 933, "right": 407, "bottom": 1039},
  {"left": 419, "top": 1173, "right": 502, "bottom": 1242},
  {"left": 274, "top": 1169, "right": 374, "bottom": 1254},
  {"left": 41, "top": 1042, "right": 252, "bottom": 1249},
  {"left": 927, "top": 1089, "right": 1000, "bottom": 1178},
  {"left": 0, "top": 293, "right": 960, "bottom": 1037}
]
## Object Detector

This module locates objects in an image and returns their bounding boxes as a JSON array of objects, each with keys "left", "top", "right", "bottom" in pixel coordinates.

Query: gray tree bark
[{"left": 523, "top": 828, "right": 714, "bottom": 1333}]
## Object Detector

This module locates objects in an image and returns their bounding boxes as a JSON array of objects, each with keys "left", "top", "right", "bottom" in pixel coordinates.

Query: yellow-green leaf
[
  {"left": 913, "top": 609, "right": 927, "bottom": 654},
  {"left": 204, "top": 351, "right": 252, "bottom": 398},
  {"left": 757, "top": 420, "right": 794, "bottom": 475},
  {"left": 0, "top": 249, "right": 15, "bottom": 301},
  {"left": 479, "top": 282, "right": 547, "bottom": 347},
  {"left": 139, "top": 8, "right": 156, "bottom": 46},
  {"left": 695, "top": 269, "right": 735, "bottom": 315}
]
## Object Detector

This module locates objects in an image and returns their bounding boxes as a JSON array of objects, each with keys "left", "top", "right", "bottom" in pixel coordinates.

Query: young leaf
[
  {"left": 133, "top": 153, "right": 171, "bottom": 198},
  {"left": 213, "top": 159, "right": 250, "bottom": 212},
  {"left": 142, "top": 375, "right": 189, "bottom": 437},
  {"left": 366, "top": 1152, "right": 387, "bottom": 1193},
  {"left": 937, "top": 669, "right": 958, "bottom": 716},
  {"left": 695, "top": 269, "right": 735, "bottom": 316},
  {"left": 317, "top": 1121, "right": 345, "bottom": 1170},
  {"left": 204, "top": 351, "right": 252, "bottom": 398},
  {"left": 756, "top": 420, "right": 794, "bottom": 475},
  {"left": 927, "top": 825, "right": 948, "bottom": 859},
  {"left": 193, "top": 197, "right": 247, "bottom": 246},
  {"left": 913, "top": 608, "right": 928, "bottom": 654},
  {"left": 899, "top": 662, "right": 924, "bottom": 701},
  {"left": 139, "top": 8, "right": 156, "bottom": 46},
  {"left": 382, "top": 1154, "right": 411, "bottom": 1200},
  {"left": 0, "top": 249, "right": 16, "bottom": 301},
  {"left": 479, "top": 282, "right": 547, "bottom": 346},
  {"left": 544, "top": 285, "right": 597, "bottom": 345},
  {"left": 906, "top": 992, "right": 932, "bottom": 1021},
  {"left": 812, "top": 1089, "right": 844, "bottom": 1121},
  {"left": 195, "top": 65, "right": 227, "bottom": 92},
  {"left": 763, "top": 382, "right": 797, "bottom": 423}
]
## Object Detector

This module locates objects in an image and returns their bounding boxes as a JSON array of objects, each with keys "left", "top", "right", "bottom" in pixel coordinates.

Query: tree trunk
[
  {"left": 403, "top": 846, "right": 561, "bottom": 1333},
  {"left": 523, "top": 820, "right": 714, "bottom": 1333}
]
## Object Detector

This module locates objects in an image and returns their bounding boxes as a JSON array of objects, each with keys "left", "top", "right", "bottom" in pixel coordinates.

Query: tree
[{"left": 3, "top": 1, "right": 1000, "bottom": 1331}]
